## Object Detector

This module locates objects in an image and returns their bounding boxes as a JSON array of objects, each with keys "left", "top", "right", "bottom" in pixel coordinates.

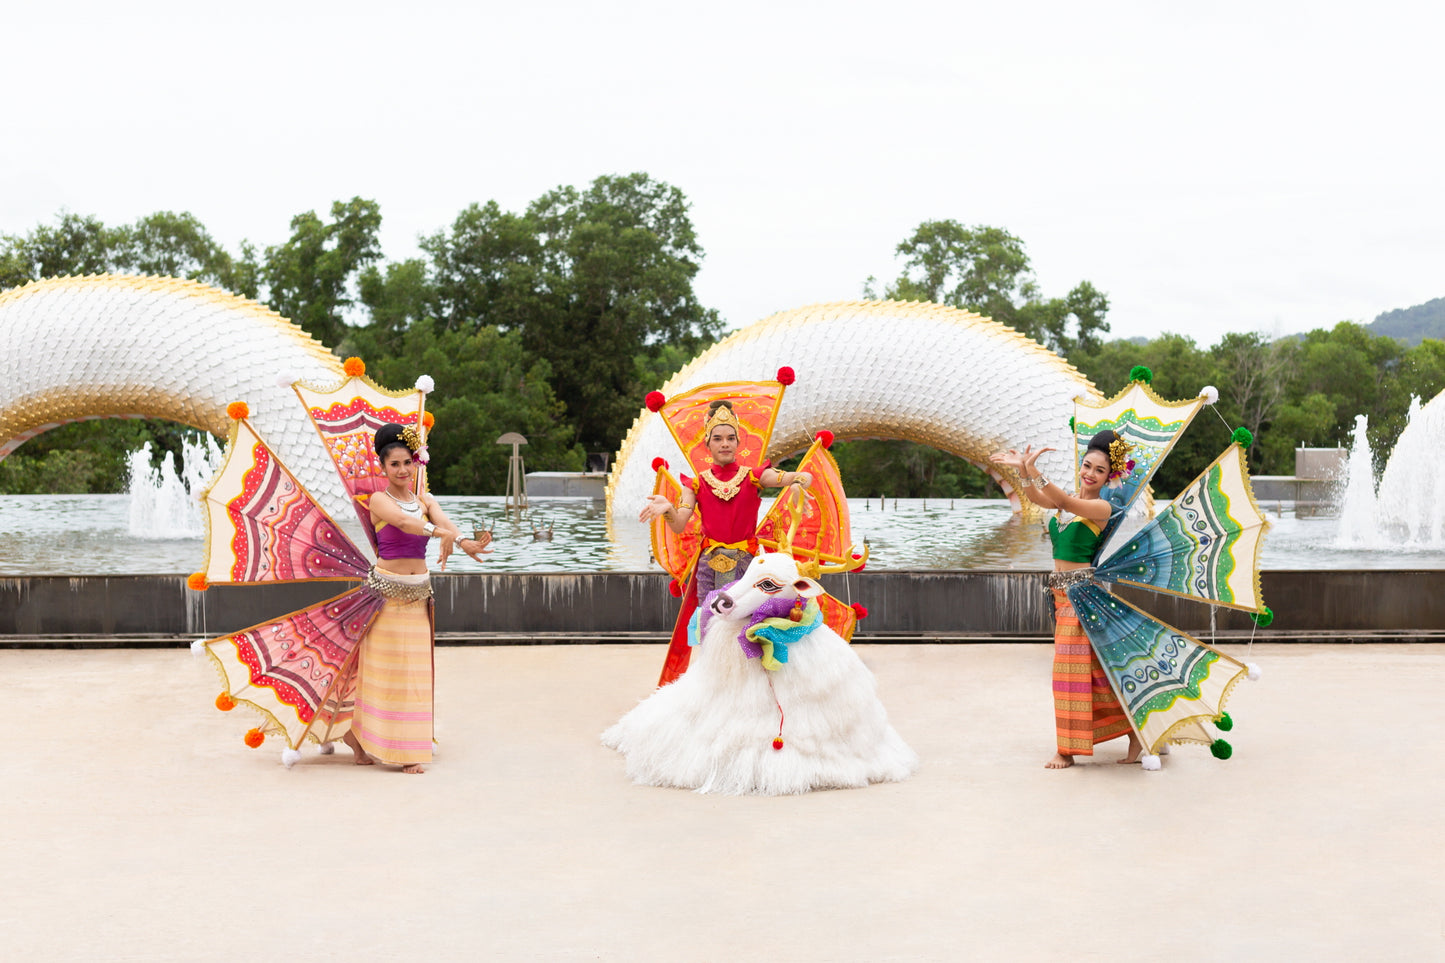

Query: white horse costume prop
[{"left": 602, "top": 553, "right": 918, "bottom": 795}]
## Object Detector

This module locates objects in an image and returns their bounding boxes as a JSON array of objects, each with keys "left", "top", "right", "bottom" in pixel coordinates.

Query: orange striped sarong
[
  {"left": 352, "top": 596, "right": 435, "bottom": 765},
  {"left": 1052, "top": 589, "right": 1131, "bottom": 756}
]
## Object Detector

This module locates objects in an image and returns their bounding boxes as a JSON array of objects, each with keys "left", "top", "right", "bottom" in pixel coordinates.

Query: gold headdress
[{"left": 703, "top": 401, "right": 739, "bottom": 437}]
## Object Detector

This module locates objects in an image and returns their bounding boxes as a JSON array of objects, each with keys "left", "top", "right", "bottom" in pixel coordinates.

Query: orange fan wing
[
  {"left": 757, "top": 441, "right": 859, "bottom": 568},
  {"left": 657, "top": 380, "right": 786, "bottom": 478},
  {"left": 650, "top": 468, "right": 701, "bottom": 582}
]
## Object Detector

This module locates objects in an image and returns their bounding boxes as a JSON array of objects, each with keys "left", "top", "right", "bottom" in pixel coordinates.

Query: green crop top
[{"left": 1048, "top": 515, "right": 1104, "bottom": 563}]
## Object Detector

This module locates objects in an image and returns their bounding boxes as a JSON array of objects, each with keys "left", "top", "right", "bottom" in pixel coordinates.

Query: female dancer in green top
[{"left": 991, "top": 431, "right": 1143, "bottom": 769}]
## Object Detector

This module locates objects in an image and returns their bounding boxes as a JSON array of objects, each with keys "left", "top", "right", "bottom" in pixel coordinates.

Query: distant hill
[{"left": 1372, "top": 297, "right": 1445, "bottom": 345}]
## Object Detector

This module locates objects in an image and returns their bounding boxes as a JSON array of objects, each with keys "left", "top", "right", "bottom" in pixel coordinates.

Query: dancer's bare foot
[
  {"left": 1118, "top": 733, "right": 1143, "bottom": 764},
  {"left": 401, "top": 764, "right": 425, "bottom": 774},
  {"left": 1045, "top": 753, "right": 1074, "bottom": 769},
  {"left": 343, "top": 730, "right": 374, "bottom": 766}
]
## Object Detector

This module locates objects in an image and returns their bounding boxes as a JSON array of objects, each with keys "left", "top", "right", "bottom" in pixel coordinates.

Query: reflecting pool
[{"left": 1, "top": 494, "right": 1439, "bottom": 576}]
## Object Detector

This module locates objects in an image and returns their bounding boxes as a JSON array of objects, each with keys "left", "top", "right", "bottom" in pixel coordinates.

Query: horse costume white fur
[{"left": 602, "top": 553, "right": 918, "bottom": 795}]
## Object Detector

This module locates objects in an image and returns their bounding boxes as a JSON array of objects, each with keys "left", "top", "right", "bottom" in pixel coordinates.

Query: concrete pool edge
[{"left": 2, "top": 569, "right": 1442, "bottom": 641}]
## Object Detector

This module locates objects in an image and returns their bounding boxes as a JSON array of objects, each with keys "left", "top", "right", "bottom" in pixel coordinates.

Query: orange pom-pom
[
  {"left": 244, "top": 728, "right": 265, "bottom": 748},
  {"left": 815, "top": 429, "right": 834, "bottom": 449},
  {"left": 851, "top": 603, "right": 869, "bottom": 620},
  {"left": 215, "top": 692, "right": 236, "bottom": 712},
  {"left": 343, "top": 357, "right": 366, "bottom": 377},
  {"left": 225, "top": 401, "right": 249, "bottom": 421},
  {"left": 422, "top": 411, "right": 435, "bottom": 430},
  {"left": 187, "top": 572, "right": 209, "bottom": 591},
  {"left": 668, "top": 578, "right": 683, "bottom": 598}
]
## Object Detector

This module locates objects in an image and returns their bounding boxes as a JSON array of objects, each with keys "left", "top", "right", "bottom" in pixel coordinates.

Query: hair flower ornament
[{"left": 1106, "top": 436, "right": 1137, "bottom": 488}]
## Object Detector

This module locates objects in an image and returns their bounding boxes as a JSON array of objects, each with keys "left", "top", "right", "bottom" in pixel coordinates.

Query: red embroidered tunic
[{"left": 681, "top": 460, "right": 770, "bottom": 547}]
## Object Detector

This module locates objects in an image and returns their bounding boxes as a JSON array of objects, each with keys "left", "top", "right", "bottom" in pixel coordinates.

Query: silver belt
[
  {"left": 1046, "top": 568, "right": 1095, "bottom": 591},
  {"left": 367, "top": 567, "right": 434, "bottom": 601}
]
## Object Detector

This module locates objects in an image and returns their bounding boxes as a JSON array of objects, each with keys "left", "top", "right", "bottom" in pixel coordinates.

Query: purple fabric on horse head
[
  {"left": 698, "top": 586, "right": 729, "bottom": 644},
  {"left": 735, "top": 595, "right": 799, "bottom": 659}
]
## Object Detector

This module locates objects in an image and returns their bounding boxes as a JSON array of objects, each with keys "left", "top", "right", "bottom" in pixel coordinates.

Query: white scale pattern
[{"left": 607, "top": 301, "right": 1102, "bottom": 523}]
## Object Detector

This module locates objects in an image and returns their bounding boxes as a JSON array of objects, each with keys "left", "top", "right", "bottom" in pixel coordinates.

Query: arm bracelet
[{"left": 423, "top": 522, "right": 437, "bottom": 536}]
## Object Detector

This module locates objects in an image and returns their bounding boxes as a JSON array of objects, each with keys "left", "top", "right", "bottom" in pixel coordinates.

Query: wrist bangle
[{"left": 1036, "top": 477, "right": 1051, "bottom": 488}]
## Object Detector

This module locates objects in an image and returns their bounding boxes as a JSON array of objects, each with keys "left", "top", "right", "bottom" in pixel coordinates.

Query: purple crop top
[{"left": 375, "top": 522, "right": 430, "bottom": 560}]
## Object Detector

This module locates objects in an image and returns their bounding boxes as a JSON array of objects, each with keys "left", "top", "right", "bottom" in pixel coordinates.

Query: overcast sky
[{"left": 5, "top": 1, "right": 1440, "bottom": 347}]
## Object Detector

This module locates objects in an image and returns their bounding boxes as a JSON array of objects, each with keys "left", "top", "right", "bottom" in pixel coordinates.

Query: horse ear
[{"left": 792, "top": 577, "right": 824, "bottom": 599}]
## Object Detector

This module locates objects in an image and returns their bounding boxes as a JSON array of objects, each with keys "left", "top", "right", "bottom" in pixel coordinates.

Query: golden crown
[{"left": 704, "top": 402, "right": 739, "bottom": 436}]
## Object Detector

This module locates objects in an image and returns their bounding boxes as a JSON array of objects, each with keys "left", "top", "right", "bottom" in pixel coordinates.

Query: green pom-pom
[
  {"left": 1210, "top": 739, "right": 1233, "bottom": 760},
  {"left": 1231, "top": 426, "right": 1254, "bottom": 448},
  {"left": 1128, "top": 365, "right": 1153, "bottom": 384},
  {"left": 1215, "top": 711, "right": 1234, "bottom": 732},
  {"left": 1250, "top": 606, "right": 1273, "bottom": 628},
  {"left": 1068, "top": 416, "right": 1076, "bottom": 432}
]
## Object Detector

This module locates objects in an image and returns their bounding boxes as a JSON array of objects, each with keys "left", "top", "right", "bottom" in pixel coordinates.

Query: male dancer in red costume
[{"left": 639, "top": 400, "right": 812, "bottom": 673}]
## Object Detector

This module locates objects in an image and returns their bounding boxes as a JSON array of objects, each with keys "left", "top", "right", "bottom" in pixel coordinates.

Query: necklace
[
  {"left": 389, "top": 490, "right": 421, "bottom": 513},
  {"left": 699, "top": 468, "right": 746, "bottom": 501}
]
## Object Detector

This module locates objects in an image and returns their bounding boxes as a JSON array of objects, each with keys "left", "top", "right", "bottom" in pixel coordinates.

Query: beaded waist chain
[
  {"left": 367, "top": 567, "right": 433, "bottom": 602},
  {"left": 1046, "top": 568, "right": 1095, "bottom": 591}
]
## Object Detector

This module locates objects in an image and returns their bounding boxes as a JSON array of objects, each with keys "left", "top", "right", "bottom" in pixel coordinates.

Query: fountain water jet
[
  {"left": 1335, "top": 392, "right": 1445, "bottom": 549},
  {"left": 126, "top": 434, "right": 224, "bottom": 539}
]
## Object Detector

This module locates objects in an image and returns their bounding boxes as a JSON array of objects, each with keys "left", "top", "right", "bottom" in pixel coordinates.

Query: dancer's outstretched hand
[{"left": 638, "top": 494, "right": 673, "bottom": 523}]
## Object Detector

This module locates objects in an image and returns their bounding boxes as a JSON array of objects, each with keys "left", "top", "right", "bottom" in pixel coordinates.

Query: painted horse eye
[{"left": 754, "top": 578, "right": 784, "bottom": 593}]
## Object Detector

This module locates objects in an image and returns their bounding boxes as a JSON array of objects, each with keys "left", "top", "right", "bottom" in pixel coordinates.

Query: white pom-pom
[
  {"left": 275, "top": 371, "right": 297, "bottom": 389},
  {"left": 190, "top": 638, "right": 208, "bottom": 656},
  {"left": 281, "top": 748, "right": 302, "bottom": 768},
  {"left": 317, "top": 742, "right": 336, "bottom": 755},
  {"left": 415, "top": 374, "right": 435, "bottom": 394},
  {"left": 1200, "top": 385, "right": 1219, "bottom": 405},
  {"left": 1247, "top": 662, "right": 1262, "bottom": 681},
  {"left": 1140, "top": 754, "right": 1162, "bottom": 771}
]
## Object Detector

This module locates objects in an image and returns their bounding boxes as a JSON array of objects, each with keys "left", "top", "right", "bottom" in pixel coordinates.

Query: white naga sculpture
[
  {"left": 606, "top": 300, "right": 1101, "bottom": 521},
  {"left": 0, "top": 275, "right": 365, "bottom": 546},
  {"left": 2, "top": 279, "right": 1100, "bottom": 535}
]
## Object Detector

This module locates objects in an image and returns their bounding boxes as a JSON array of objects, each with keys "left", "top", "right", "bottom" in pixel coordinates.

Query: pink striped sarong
[{"left": 352, "top": 593, "right": 435, "bottom": 765}]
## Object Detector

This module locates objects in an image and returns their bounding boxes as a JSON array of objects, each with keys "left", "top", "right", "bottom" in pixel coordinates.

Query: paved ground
[{"left": 0, "top": 642, "right": 1440, "bottom": 962}]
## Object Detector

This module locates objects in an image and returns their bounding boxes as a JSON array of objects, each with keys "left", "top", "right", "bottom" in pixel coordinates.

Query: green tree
[
  {"left": 865, "top": 220, "right": 1110, "bottom": 355},
  {"left": 113, "top": 210, "right": 258, "bottom": 296},
  {"left": 415, "top": 174, "right": 723, "bottom": 452},
  {"left": 0, "top": 212, "right": 125, "bottom": 289},
  {"left": 263, "top": 197, "right": 383, "bottom": 347}
]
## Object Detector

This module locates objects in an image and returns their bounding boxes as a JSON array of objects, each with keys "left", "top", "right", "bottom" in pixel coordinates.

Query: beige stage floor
[{"left": 0, "top": 643, "right": 1440, "bottom": 962}]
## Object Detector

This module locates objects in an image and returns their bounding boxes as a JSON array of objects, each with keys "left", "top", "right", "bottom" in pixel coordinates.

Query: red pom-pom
[
  {"left": 343, "top": 357, "right": 366, "bottom": 377},
  {"left": 645, "top": 391, "right": 666, "bottom": 412},
  {"left": 815, "top": 429, "right": 834, "bottom": 449},
  {"left": 187, "top": 572, "right": 209, "bottom": 591},
  {"left": 776, "top": 366, "right": 796, "bottom": 385},
  {"left": 422, "top": 411, "right": 435, "bottom": 430},
  {"left": 215, "top": 692, "right": 236, "bottom": 712},
  {"left": 668, "top": 578, "right": 683, "bottom": 597},
  {"left": 851, "top": 603, "right": 869, "bottom": 620},
  {"left": 651, "top": 457, "right": 669, "bottom": 472},
  {"left": 244, "top": 728, "right": 265, "bottom": 748},
  {"left": 772, "top": 737, "right": 784, "bottom": 751},
  {"left": 225, "top": 401, "right": 249, "bottom": 421},
  {"left": 851, "top": 553, "right": 867, "bottom": 573}
]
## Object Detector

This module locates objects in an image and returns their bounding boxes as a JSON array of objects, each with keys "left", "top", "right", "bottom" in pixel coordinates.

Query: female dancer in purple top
[{"left": 341, "top": 423, "right": 491, "bottom": 773}]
